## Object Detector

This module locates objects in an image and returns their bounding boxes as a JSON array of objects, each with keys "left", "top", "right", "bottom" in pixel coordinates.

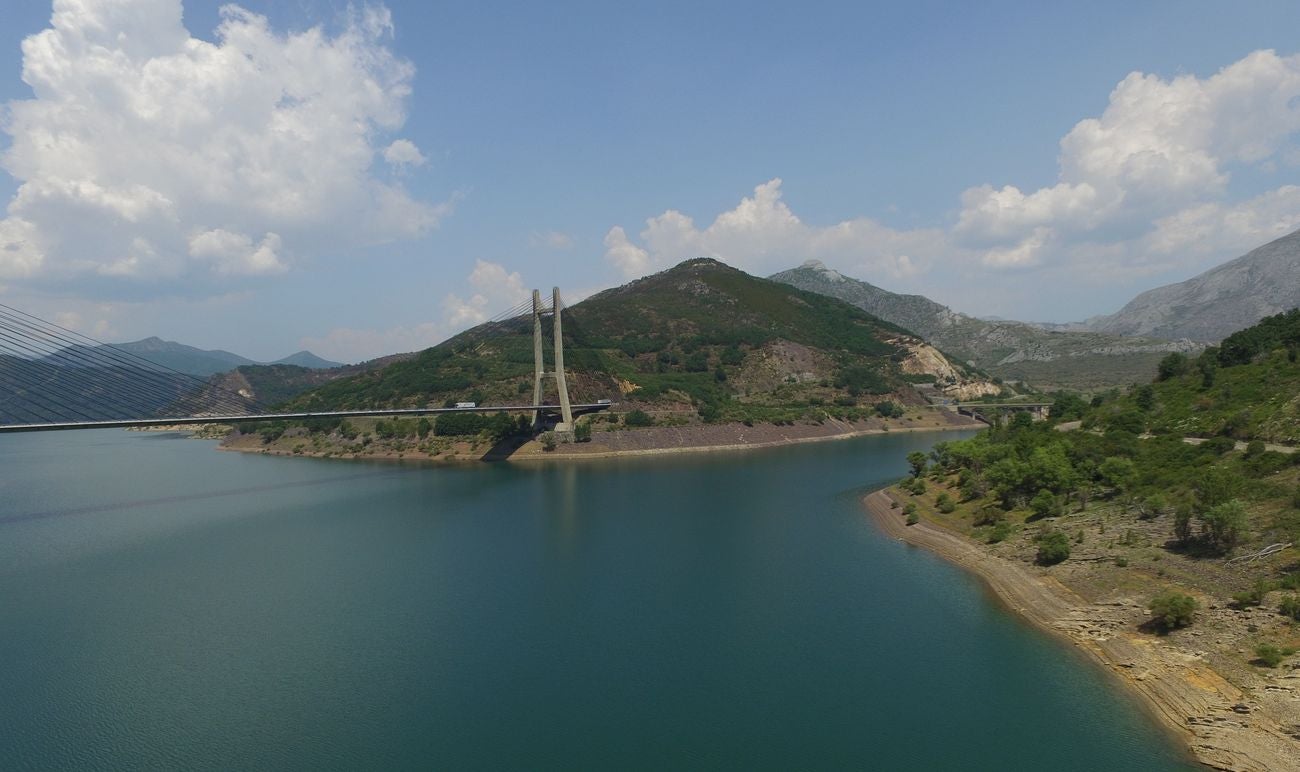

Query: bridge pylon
[{"left": 531, "top": 287, "right": 575, "bottom": 441}]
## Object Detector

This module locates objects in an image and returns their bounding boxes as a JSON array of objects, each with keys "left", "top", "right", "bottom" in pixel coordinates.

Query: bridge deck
[{"left": 0, "top": 403, "right": 612, "bottom": 433}]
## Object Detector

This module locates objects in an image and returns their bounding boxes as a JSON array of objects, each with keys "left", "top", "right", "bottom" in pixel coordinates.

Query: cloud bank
[
  {"left": 605, "top": 50, "right": 1300, "bottom": 308},
  {"left": 0, "top": 0, "right": 444, "bottom": 287}
]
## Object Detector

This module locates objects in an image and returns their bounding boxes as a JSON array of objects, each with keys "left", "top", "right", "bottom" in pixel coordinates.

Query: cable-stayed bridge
[{"left": 0, "top": 288, "right": 609, "bottom": 436}]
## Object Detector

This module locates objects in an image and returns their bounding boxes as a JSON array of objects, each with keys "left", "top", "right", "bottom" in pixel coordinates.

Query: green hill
[
  {"left": 1090, "top": 308, "right": 1300, "bottom": 444},
  {"left": 283, "top": 258, "right": 995, "bottom": 423}
]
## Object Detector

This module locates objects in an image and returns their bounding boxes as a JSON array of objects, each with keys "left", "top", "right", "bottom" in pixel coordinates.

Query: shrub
[
  {"left": 1281, "top": 595, "right": 1300, "bottom": 621},
  {"left": 936, "top": 492, "right": 956, "bottom": 514},
  {"left": 906, "top": 510, "right": 919, "bottom": 526},
  {"left": 874, "top": 401, "right": 904, "bottom": 418},
  {"left": 540, "top": 432, "right": 557, "bottom": 451},
  {"left": 1244, "top": 440, "right": 1266, "bottom": 458},
  {"left": 903, "top": 502, "right": 917, "bottom": 517},
  {"left": 1254, "top": 643, "right": 1293, "bottom": 668},
  {"left": 1035, "top": 529, "right": 1071, "bottom": 565},
  {"left": 987, "top": 521, "right": 1012, "bottom": 544},
  {"left": 1232, "top": 579, "right": 1270, "bottom": 608},
  {"left": 1148, "top": 591, "right": 1197, "bottom": 631},
  {"left": 624, "top": 410, "right": 654, "bottom": 427},
  {"left": 574, "top": 421, "right": 592, "bottom": 442},
  {"left": 973, "top": 505, "right": 1004, "bottom": 527},
  {"left": 1197, "top": 437, "right": 1232, "bottom": 457}
]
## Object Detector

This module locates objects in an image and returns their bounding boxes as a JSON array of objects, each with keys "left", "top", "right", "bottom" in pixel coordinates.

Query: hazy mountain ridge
[
  {"left": 771, "top": 261, "right": 1197, "bottom": 390},
  {"left": 1083, "top": 228, "right": 1300, "bottom": 342},
  {"left": 42, "top": 336, "right": 342, "bottom": 377}
]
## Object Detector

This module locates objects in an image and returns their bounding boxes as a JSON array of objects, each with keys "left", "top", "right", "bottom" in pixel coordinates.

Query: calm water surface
[{"left": 0, "top": 429, "right": 1198, "bottom": 770}]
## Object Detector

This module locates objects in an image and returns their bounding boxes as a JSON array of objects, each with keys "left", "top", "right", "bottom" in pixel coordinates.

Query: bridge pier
[{"left": 531, "top": 287, "right": 576, "bottom": 442}]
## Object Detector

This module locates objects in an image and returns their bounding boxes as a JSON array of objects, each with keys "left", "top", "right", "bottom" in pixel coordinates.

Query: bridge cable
[{"left": 0, "top": 304, "right": 272, "bottom": 417}]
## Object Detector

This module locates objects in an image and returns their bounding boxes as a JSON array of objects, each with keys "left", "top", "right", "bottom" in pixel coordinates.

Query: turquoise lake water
[{"left": 0, "top": 429, "right": 1199, "bottom": 769}]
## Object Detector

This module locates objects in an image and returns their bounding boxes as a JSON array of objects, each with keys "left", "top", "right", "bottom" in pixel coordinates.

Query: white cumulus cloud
[
  {"left": 955, "top": 49, "right": 1300, "bottom": 268},
  {"left": 603, "top": 178, "right": 942, "bottom": 281},
  {"left": 0, "top": 0, "right": 445, "bottom": 289}
]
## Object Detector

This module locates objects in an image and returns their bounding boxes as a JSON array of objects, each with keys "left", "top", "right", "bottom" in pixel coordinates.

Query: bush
[
  {"left": 1035, "top": 529, "right": 1071, "bottom": 565},
  {"left": 574, "top": 421, "right": 592, "bottom": 442},
  {"left": 973, "top": 505, "right": 1004, "bottom": 526},
  {"left": 874, "top": 401, "right": 904, "bottom": 419},
  {"left": 623, "top": 410, "right": 654, "bottom": 427},
  {"left": 1201, "top": 499, "right": 1247, "bottom": 555},
  {"left": 906, "top": 510, "right": 919, "bottom": 526},
  {"left": 1254, "top": 643, "right": 1294, "bottom": 668},
  {"left": 1232, "top": 579, "right": 1270, "bottom": 608},
  {"left": 903, "top": 502, "right": 917, "bottom": 517},
  {"left": 1281, "top": 595, "right": 1300, "bottom": 621},
  {"left": 936, "top": 492, "right": 956, "bottom": 514},
  {"left": 1244, "top": 439, "right": 1266, "bottom": 458},
  {"left": 987, "top": 521, "right": 1012, "bottom": 544},
  {"left": 540, "top": 432, "right": 557, "bottom": 451},
  {"left": 1148, "top": 591, "right": 1197, "bottom": 631}
]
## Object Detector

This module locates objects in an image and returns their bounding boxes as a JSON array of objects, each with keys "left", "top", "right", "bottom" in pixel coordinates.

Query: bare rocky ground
[{"left": 866, "top": 489, "right": 1300, "bottom": 771}]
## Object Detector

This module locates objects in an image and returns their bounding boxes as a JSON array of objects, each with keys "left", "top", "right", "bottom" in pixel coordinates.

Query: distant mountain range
[
  {"left": 770, "top": 262, "right": 1196, "bottom": 391},
  {"left": 44, "top": 337, "right": 342, "bottom": 377},
  {"left": 1079, "top": 228, "right": 1300, "bottom": 342}
]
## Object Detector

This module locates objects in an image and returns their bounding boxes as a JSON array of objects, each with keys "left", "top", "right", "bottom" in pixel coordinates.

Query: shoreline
[
  {"left": 863, "top": 489, "right": 1300, "bottom": 772},
  {"left": 216, "top": 416, "right": 985, "bottom": 464}
]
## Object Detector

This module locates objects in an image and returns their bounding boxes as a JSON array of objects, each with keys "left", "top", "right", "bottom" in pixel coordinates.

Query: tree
[
  {"left": 906, "top": 451, "right": 928, "bottom": 478},
  {"left": 1148, "top": 591, "right": 1197, "bottom": 631},
  {"left": 1200, "top": 499, "right": 1247, "bottom": 554},
  {"left": 1156, "top": 352, "right": 1189, "bottom": 381},
  {"left": 1134, "top": 384, "right": 1156, "bottom": 412},
  {"left": 1030, "top": 489, "right": 1060, "bottom": 519},
  {"left": 1035, "top": 529, "right": 1071, "bottom": 565},
  {"left": 1173, "top": 504, "right": 1194, "bottom": 545},
  {"left": 1098, "top": 456, "right": 1136, "bottom": 494},
  {"left": 1135, "top": 493, "right": 1166, "bottom": 520}
]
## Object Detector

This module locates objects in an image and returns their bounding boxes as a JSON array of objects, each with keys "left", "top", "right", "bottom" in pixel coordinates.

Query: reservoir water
[{"left": 0, "top": 429, "right": 1198, "bottom": 770}]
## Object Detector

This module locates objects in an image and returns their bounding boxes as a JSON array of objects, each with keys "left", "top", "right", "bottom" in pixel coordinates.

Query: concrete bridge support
[{"left": 531, "top": 287, "right": 575, "bottom": 441}]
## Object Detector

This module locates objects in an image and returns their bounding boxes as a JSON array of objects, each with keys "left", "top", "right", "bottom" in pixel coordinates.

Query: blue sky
[{"left": 2, "top": 0, "right": 1299, "bottom": 361}]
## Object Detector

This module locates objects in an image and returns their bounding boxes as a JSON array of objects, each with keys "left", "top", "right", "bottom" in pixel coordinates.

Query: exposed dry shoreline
[
  {"left": 216, "top": 412, "right": 983, "bottom": 463},
  {"left": 863, "top": 489, "right": 1300, "bottom": 772}
]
